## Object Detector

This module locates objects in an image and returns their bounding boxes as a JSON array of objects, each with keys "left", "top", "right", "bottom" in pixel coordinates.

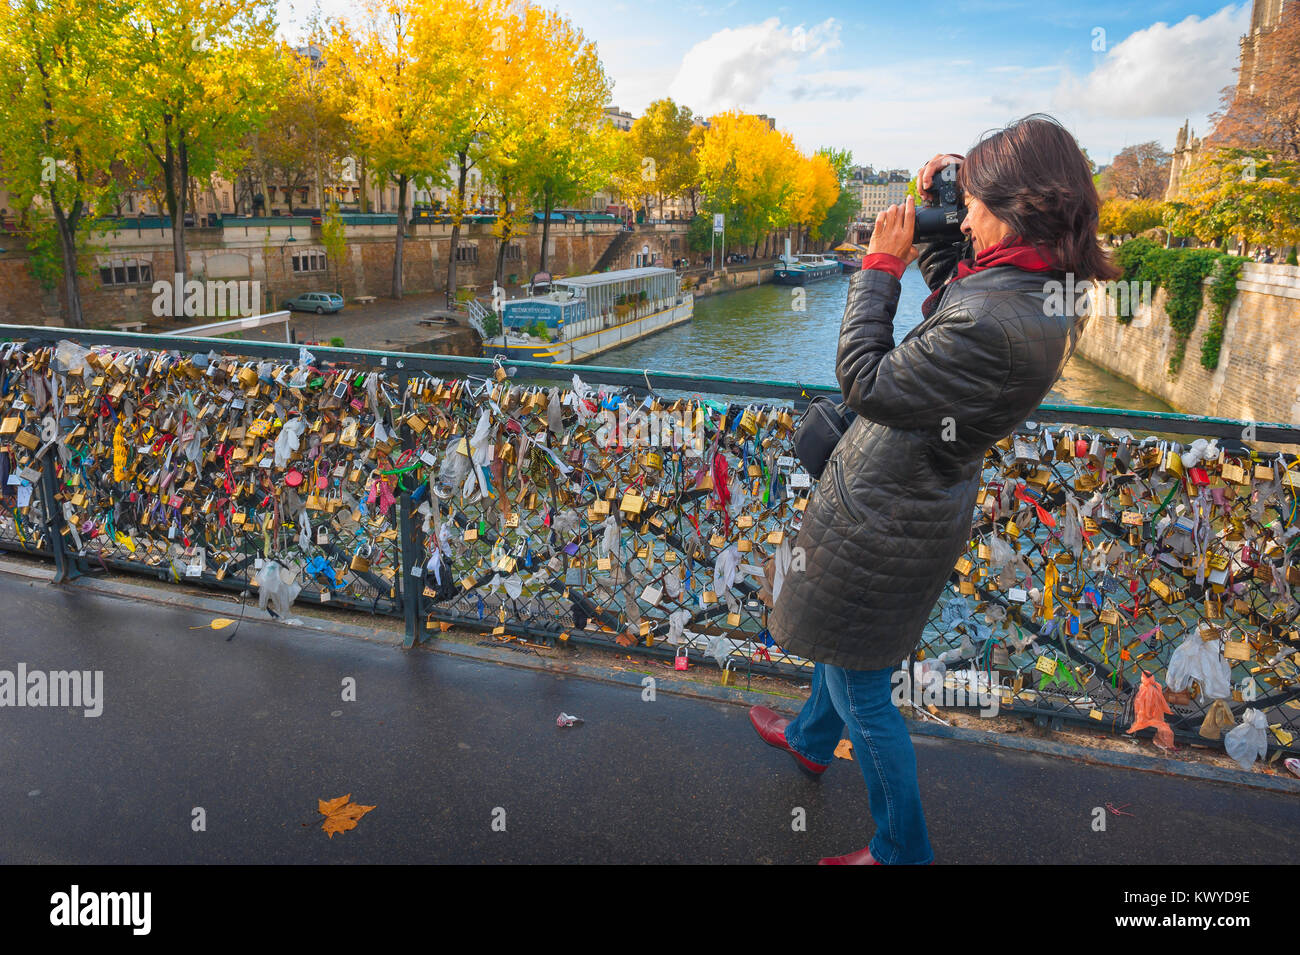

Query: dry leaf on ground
[
  {"left": 318, "top": 793, "right": 376, "bottom": 838},
  {"left": 835, "top": 739, "right": 854, "bottom": 760},
  {"left": 190, "top": 618, "right": 236, "bottom": 631}
]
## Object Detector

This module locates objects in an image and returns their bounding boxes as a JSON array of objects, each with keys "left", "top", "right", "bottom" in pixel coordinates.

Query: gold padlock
[{"left": 738, "top": 408, "right": 758, "bottom": 436}]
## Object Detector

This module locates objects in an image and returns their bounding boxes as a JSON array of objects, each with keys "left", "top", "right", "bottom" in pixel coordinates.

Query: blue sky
[{"left": 290, "top": 0, "right": 1253, "bottom": 169}]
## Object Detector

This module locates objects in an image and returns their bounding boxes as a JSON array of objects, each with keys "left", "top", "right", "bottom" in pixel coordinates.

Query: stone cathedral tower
[{"left": 1165, "top": 0, "right": 1289, "bottom": 200}]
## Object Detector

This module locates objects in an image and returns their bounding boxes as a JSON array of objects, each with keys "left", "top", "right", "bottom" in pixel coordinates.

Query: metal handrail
[{"left": 2, "top": 323, "right": 1298, "bottom": 443}]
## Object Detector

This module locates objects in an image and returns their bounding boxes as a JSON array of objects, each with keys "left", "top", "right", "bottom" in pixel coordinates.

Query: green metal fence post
[
  {"left": 399, "top": 490, "right": 424, "bottom": 647},
  {"left": 396, "top": 374, "right": 427, "bottom": 647},
  {"left": 39, "top": 448, "right": 77, "bottom": 583}
]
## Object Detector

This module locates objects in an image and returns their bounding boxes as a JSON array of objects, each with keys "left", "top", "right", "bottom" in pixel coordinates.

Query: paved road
[
  {"left": 273, "top": 293, "right": 464, "bottom": 351},
  {"left": 143, "top": 290, "right": 470, "bottom": 352},
  {"left": 0, "top": 573, "right": 1295, "bottom": 864}
]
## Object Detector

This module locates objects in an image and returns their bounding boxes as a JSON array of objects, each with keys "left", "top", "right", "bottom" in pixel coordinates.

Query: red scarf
[{"left": 922, "top": 238, "right": 1059, "bottom": 318}]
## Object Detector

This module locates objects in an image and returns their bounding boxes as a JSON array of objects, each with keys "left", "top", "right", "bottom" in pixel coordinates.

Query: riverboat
[
  {"left": 773, "top": 252, "right": 841, "bottom": 285},
  {"left": 480, "top": 266, "right": 692, "bottom": 364},
  {"left": 833, "top": 242, "right": 867, "bottom": 273}
]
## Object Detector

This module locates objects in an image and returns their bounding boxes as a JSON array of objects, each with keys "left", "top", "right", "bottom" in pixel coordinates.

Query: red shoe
[
  {"left": 819, "top": 846, "right": 935, "bottom": 865},
  {"left": 748, "top": 705, "right": 828, "bottom": 778},
  {"left": 819, "top": 845, "right": 879, "bottom": 865}
]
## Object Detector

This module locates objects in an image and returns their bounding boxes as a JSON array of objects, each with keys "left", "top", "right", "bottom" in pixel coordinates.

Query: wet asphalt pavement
[{"left": 0, "top": 572, "right": 1295, "bottom": 864}]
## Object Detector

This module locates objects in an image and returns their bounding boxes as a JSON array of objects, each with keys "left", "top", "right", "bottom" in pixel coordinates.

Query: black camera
[{"left": 914, "top": 162, "right": 966, "bottom": 241}]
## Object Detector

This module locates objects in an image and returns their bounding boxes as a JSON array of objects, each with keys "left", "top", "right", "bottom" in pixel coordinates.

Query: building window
[
  {"left": 504, "top": 243, "right": 521, "bottom": 262},
  {"left": 670, "top": 237, "right": 680, "bottom": 251},
  {"left": 99, "top": 258, "right": 153, "bottom": 287},
  {"left": 455, "top": 243, "right": 478, "bottom": 263},
  {"left": 292, "top": 251, "right": 328, "bottom": 273}
]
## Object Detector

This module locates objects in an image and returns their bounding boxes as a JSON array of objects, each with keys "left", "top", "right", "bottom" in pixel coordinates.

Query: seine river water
[{"left": 590, "top": 267, "right": 1170, "bottom": 413}]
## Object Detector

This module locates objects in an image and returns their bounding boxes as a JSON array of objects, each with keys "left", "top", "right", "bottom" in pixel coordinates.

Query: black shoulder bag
[{"left": 793, "top": 395, "right": 858, "bottom": 480}]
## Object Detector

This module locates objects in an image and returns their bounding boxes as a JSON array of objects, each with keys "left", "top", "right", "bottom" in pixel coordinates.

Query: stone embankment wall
[
  {"left": 686, "top": 264, "right": 775, "bottom": 299},
  {"left": 0, "top": 221, "right": 689, "bottom": 328},
  {"left": 1075, "top": 263, "right": 1300, "bottom": 427}
]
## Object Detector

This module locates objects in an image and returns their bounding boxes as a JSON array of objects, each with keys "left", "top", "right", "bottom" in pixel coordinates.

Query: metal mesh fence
[
  {"left": 0, "top": 417, "right": 54, "bottom": 558},
  {"left": 921, "top": 417, "right": 1300, "bottom": 753},
  {"left": 0, "top": 330, "right": 1296, "bottom": 757}
]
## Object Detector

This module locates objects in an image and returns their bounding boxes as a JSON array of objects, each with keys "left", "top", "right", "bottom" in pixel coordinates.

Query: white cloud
[
  {"left": 667, "top": 17, "right": 841, "bottom": 115},
  {"left": 1052, "top": 5, "right": 1251, "bottom": 119}
]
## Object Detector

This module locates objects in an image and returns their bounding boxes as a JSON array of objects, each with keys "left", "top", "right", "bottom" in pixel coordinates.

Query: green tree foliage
[
  {"left": 320, "top": 203, "right": 348, "bottom": 294},
  {"left": 122, "top": 0, "right": 283, "bottom": 301},
  {"left": 1112, "top": 236, "right": 1245, "bottom": 373},
  {"left": 1099, "top": 198, "right": 1166, "bottom": 239},
  {"left": 0, "top": 0, "right": 130, "bottom": 325},
  {"left": 1163, "top": 148, "right": 1300, "bottom": 250},
  {"left": 629, "top": 98, "right": 699, "bottom": 218}
]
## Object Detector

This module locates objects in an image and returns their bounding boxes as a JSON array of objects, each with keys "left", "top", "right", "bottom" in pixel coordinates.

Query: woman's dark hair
[{"left": 959, "top": 114, "right": 1120, "bottom": 282}]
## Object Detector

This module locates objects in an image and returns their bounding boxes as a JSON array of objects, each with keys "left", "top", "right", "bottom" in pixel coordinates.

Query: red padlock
[{"left": 674, "top": 646, "right": 689, "bottom": 671}]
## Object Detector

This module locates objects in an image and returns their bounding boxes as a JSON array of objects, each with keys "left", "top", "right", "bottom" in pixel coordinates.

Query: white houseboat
[{"left": 481, "top": 266, "right": 693, "bottom": 364}]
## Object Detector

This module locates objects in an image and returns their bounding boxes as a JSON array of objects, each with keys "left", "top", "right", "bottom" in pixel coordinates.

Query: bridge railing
[{"left": 0, "top": 324, "right": 1296, "bottom": 758}]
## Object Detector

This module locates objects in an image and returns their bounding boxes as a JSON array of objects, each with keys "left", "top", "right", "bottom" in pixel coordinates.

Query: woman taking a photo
[{"left": 753, "top": 113, "right": 1120, "bottom": 865}]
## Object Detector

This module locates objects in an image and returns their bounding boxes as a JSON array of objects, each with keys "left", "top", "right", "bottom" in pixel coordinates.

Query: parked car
[{"left": 282, "top": 292, "right": 344, "bottom": 314}]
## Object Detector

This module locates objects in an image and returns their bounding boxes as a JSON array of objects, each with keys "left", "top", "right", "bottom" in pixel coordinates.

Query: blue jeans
[{"left": 784, "top": 662, "right": 933, "bottom": 864}]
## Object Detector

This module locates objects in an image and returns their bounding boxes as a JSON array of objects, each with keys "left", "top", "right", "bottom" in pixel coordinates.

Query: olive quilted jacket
[{"left": 770, "top": 244, "right": 1085, "bottom": 671}]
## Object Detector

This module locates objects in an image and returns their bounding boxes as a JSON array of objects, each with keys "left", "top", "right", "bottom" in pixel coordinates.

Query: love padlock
[{"left": 674, "top": 646, "right": 689, "bottom": 671}]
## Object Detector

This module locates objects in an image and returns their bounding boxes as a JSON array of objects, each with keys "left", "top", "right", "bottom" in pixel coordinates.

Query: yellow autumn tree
[
  {"left": 1164, "top": 147, "right": 1300, "bottom": 249},
  {"left": 601, "top": 123, "right": 650, "bottom": 219},
  {"left": 0, "top": 0, "right": 130, "bottom": 326},
  {"left": 478, "top": 1, "right": 608, "bottom": 287},
  {"left": 627, "top": 98, "right": 699, "bottom": 218},
  {"left": 697, "top": 111, "right": 805, "bottom": 257},
  {"left": 430, "top": 1, "right": 494, "bottom": 302},
  {"left": 795, "top": 152, "right": 840, "bottom": 245},
  {"left": 120, "top": 0, "right": 283, "bottom": 304},
  {"left": 328, "top": 0, "right": 465, "bottom": 298},
  {"left": 518, "top": 6, "right": 611, "bottom": 273},
  {"left": 474, "top": 1, "right": 543, "bottom": 290}
]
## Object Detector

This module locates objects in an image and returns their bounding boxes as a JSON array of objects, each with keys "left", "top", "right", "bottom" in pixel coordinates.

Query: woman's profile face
[{"left": 960, "top": 193, "right": 1012, "bottom": 255}]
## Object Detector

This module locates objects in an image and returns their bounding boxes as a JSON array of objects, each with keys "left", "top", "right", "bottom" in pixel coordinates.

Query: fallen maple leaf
[
  {"left": 318, "top": 794, "right": 376, "bottom": 839},
  {"left": 189, "top": 618, "right": 236, "bottom": 631},
  {"left": 834, "top": 739, "right": 854, "bottom": 760}
]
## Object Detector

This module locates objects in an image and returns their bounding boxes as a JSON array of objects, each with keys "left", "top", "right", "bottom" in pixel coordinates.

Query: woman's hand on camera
[
  {"left": 867, "top": 196, "right": 919, "bottom": 264},
  {"left": 918, "top": 152, "right": 965, "bottom": 199}
]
